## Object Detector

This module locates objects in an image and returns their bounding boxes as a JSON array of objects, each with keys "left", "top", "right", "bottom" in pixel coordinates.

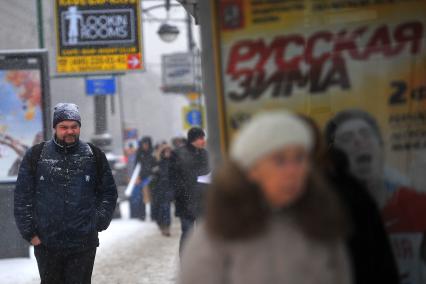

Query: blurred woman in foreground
[{"left": 179, "top": 111, "right": 352, "bottom": 284}]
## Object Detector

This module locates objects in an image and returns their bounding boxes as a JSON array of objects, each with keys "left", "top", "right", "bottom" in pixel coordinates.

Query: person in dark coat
[
  {"left": 131, "top": 136, "right": 157, "bottom": 220},
  {"left": 136, "top": 137, "right": 157, "bottom": 179},
  {"left": 152, "top": 144, "right": 174, "bottom": 236},
  {"left": 14, "top": 103, "right": 118, "bottom": 284},
  {"left": 169, "top": 127, "right": 210, "bottom": 253}
]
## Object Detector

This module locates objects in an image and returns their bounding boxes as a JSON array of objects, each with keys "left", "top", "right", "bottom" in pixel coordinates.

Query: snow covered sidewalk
[
  {"left": 0, "top": 219, "right": 180, "bottom": 284},
  {"left": 93, "top": 219, "right": 180, "bottom": 284}
]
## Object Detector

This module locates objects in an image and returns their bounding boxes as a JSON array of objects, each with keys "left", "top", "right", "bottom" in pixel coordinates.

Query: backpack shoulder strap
[
  {"left": 30, "top": 142, "right": 45, "bottom": 176},
  {"left": 87, "top": 142, "right": 104, "bottom": 185}
]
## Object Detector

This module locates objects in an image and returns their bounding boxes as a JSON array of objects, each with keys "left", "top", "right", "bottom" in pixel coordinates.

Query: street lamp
[
  {"left": 145, "top": 1, "right": 203, "bottom": 127},
  {"left": 157, "top": 23, "right": 180, "bottom": 43}
]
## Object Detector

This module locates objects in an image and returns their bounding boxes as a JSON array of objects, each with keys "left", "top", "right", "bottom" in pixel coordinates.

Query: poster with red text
[{"left": 214, "top": 1, "right": 426, "bottom": 283}]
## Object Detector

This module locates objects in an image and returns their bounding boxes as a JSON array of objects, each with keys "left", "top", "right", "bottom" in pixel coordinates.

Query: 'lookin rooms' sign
[
  {"left": 54, "top": 0, "right": 143, "bottom": 75},
  {"left": 60, "top": 6, "right": 136, "bottom": 46}
]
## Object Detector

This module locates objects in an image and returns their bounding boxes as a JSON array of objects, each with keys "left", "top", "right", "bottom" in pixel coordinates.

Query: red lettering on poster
[{"left": 225, "top": 21, "right": 424, "bottom": 101}]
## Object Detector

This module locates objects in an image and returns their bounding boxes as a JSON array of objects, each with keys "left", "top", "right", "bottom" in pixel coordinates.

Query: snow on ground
[
  {"left": 92, "top": 219, "right": 180, "bottom": 284},
  {"left": 0, "top": 214, "right": 180, "bottom": 284},
  {"left": 0, "top": 253, "right": 39, "bottom": 284}
]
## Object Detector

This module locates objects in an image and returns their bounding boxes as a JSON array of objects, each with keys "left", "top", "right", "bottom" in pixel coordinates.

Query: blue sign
[
  {"left": 86, "top": 77, "right": 116, "bottom": 96},
  {"left": 186, "top": 109, "right": 202, "bottom": 126}
]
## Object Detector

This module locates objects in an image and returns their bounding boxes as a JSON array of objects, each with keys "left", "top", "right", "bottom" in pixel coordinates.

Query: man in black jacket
[
  {"left": 170, "top": 127, "right": 209, "bottom": 254},
  {"left": 14, "top": 103, "right": 118, "bottom": 284}
]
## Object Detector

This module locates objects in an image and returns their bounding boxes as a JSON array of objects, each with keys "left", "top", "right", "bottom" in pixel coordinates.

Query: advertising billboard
[
  {"left": 54, "top": 0, "right": 143, "bottom": 75},
  {"left": 210, "top": 1, "right": 426, "bottom": 283},
  {"left": 0, "top": 51, "right": 50, "bottom": 182}
]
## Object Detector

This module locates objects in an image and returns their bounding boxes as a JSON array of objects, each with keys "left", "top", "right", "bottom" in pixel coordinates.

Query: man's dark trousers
[{"left": 34, "top": 245, "right": 97, "bottom": 284}]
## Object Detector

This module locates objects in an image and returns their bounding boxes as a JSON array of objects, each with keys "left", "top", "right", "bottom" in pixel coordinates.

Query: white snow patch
[
  {"left": 0, "top": 253, "right": 38, "bottom": 284},
  {"left": 0, "top": 219, "right": 163, "bottom": 284},
  {"left": 98, "top": 219, "right": 154, "bottom": 247},
  {"left": 54, "top": 103, "right": 79, "bottom": 113}
]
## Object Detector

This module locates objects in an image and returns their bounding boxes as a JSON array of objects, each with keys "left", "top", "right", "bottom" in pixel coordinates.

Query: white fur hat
[{"left": 230, "top": 111, "right": 313, "bottom": 169}]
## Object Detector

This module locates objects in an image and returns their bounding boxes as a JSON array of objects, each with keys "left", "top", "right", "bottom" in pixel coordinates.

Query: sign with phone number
[{"left": 54, "top": 0, "right": 143, "bottom": 74}]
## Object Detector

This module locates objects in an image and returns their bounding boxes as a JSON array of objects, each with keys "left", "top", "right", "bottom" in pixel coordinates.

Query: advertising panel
[
  {"left": 0, "top": 51, "right": 50, "bottom": 182},
  {"left": 212, "top": 1, "right": 426, "bottom": 283},
  {"left": 54, "top": 0, "right": 143, "bottom": 74}
]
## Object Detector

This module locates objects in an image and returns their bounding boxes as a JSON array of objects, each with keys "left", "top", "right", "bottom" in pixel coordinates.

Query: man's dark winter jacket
[
  {"left": 14, "top": 139, "right": 118, "bottom": 250},
  {"left": 169, "top": 144, "right": 209, "bottom": 219}
]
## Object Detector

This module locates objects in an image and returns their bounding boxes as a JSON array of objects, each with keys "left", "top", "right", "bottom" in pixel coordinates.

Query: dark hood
[{"left": 139, "top": 136, "right": 153, "bottom": 153}]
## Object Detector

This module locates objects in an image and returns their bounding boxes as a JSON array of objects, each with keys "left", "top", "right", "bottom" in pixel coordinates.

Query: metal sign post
[{"left": 85, "top": 76, "right": 116, "bottom": 152}]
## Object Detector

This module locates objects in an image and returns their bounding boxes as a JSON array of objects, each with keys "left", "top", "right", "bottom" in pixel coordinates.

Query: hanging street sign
[
  {"left": 86, "top": 77, "right": 116, "bottom": 96},
  {"left": 162, "top": 52, "right": 202, "bottom": 94},
  {"left": 182, "top": 106, "right": 204, "bottom": 130}
]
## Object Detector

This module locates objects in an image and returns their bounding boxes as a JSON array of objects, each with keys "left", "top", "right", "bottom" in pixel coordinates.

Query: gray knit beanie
[{"left": 53, "top": 103, "right": 81, "bottom": 128}]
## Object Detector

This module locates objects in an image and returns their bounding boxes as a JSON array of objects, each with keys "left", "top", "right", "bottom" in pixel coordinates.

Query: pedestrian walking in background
[
  {"left": 169, "top": 127, "right": 210, "bottom": 254},
  {"left": 14, "top": 103, "right": 118, "bottom": 284},
  {"left": 150, "top": 141, "right": 168, "bottom": 223},
  {"left": 152, "top": 144, "right": 174, "bottom": 237},
  {"left": 124, "top": 143, "right": 138, "bottom": 181},
  {"left": 179, "top": 111, "right": 351, "bottom": 284},
  {"left": 299, "top": 115, "right": 400, "bottom": 284},
  {"left": 171, "top": 137, "right": 187, "bottom": 149},
  {"left": 131, "top": 136, "right": 156, "bottom": 221}
]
